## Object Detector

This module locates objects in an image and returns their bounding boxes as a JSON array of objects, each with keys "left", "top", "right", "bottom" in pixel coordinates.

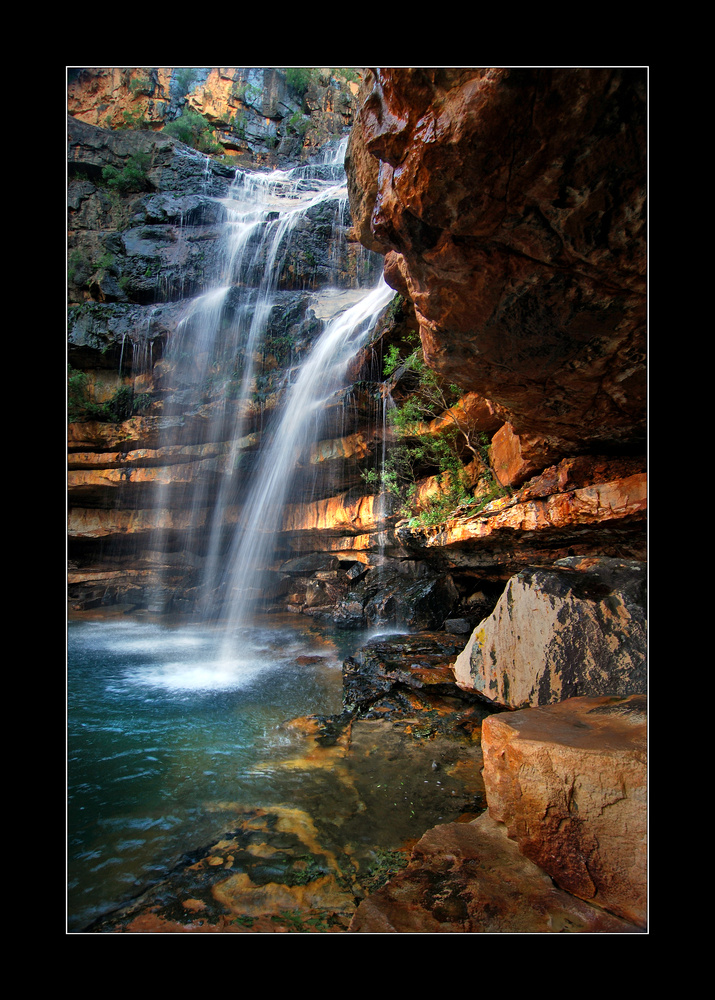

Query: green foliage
[
  {"left": 235, "top": 80, "right": 261, "bottom": 103},
  {"left": 67, "top": 365, "right": 89, "bottom": 422},
  {"left": 361, "top": 849, "right": 410, "bottom": 895},
  {"left": 67, "top": 366, "right": 153, "bottom": 424},
  {"left": 128, "top": 74, "right": 152, "bottom": 95},
  {"left": 102, "top": 152, "right": 152, "bottom": 193},
  {"left": 68, "top": 249, "right": 87, "bottom": 285},
  {"left": 232, "top": 110, "right": 247, "bottom": 138},
  {"left": 382, "top": 344, "right": 402, "bottom": 378},
  {"left": 262, "top": 329, "right": 295, "bottom": 367},
  {"left": 369, "top": 342, "right": 498, "bottom": 526},
  {"left": 118, "top": 108, "right": 152, "bottom": 130},
  {"left": 163, "top": 109, "right": 222, "bottom": 154},
  {"left": 331, "top": 67, "right": 359, "bottom": 83},
  {"left": 285, "top": 67, "right": 315, "bottom": 96},
  {"left": 384, "top": 292, "right": 405, "bottom": 326},
  {"left": 287, "top": 111, "right": 310, "bottom": 136},
  {"left": 269, "top": 910, "right": 333, "bottom": 933},
  {"left": 97, "top": 251, "right": 116, "bottom": 276}
]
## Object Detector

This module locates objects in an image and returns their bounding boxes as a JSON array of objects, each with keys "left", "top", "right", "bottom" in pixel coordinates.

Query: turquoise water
[{"left": 67, "top": 614, "right": 366, "bottom": 932}]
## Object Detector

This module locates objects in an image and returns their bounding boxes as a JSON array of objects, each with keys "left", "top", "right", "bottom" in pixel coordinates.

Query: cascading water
[
  {"left": 68, "top": 136, "right": 392, "bottom": 929},
  {"left": 147, "top": 136, "right": 388, "bottom": 634},
  {"left": 217, "top": 276, "right": 393, "bottom": 646}
]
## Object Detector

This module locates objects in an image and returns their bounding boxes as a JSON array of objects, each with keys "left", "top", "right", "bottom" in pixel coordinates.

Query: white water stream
[{"left": 149, "top": 138, "right": 391, "bottom": 645}]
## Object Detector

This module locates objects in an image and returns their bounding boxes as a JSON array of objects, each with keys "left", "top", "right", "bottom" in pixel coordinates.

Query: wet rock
[
  {"left": 453, "top": 557, "right": 646, "bottom": 708},
  {"left": 443, "top": 618, "right": 473, "bottom": 635},
  {"left": 342, "top": 631, "right": 479, "bottom": 716},
  {"left": 481, "top": 694, "right": 647, "bottom": 927},
  {"left": 82, "top": 707, "right": 489, "bottom": 933}
]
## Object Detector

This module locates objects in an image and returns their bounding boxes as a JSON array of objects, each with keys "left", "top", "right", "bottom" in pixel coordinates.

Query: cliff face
[
  {"left": 67, "top": 67, "right": 646, "bottom": 627},
  {"left": 67, "top": 68, "right": 647, "bottom": 933},
  {"left": 68, "top": 67, "right": 361, "bottom": 167},
  {"left": 346, "top": 68, "right": 646, "bottom": 453}
]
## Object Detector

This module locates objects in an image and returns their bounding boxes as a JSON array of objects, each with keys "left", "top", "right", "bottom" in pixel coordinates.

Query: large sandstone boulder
[
  {"left": 453, "top": 556, "right": 646, "bottom": 708},
  {"left": 481, "top": 694, "right": 647, "bottom": 928}
]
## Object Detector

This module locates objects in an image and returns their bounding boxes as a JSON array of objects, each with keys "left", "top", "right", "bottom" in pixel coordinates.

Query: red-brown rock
[
  {"left": 349, "top": 811, "right": 642, "bottom": 933},
  {"left": 347, "top": 68, "right": 646, "bottom": 451}
]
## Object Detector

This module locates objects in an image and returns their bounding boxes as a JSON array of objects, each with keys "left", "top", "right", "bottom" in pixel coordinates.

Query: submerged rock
[{"left": 342, "top": 631, "right": 482, "bottom": 717}]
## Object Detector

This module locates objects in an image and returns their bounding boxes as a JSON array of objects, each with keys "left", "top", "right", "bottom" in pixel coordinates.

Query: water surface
[{"left": 67, "top": 613, "right": 367, "bottom": 932}]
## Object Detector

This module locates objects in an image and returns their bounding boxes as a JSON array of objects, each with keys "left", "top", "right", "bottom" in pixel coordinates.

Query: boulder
[
  {"left": 453, "top": 557, "right": 646, "bottom": 708},
  {"left": 349, "top": 811, "right": 642, "bottom": 933},
  {"left": 481, "top": 694, "right": 647, "bottom": 927}
]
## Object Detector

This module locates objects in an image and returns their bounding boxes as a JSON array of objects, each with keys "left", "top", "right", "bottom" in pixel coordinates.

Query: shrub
[
  {"left": 67, "top": 367, "right": 153, "bottom": 424},
  {"left": 118, "top": 109, "right": 152, "bottom": 130},
  {"left": 128, "top": 74, "right": 153, "bottom": 96},
  {"left": 163, "top": 109, "right": 222, "bottom": 154},
  {"left": 102, "top": 152, "right": 152, "bottom": 193},
  {"left": 285, "top": 67, "right": 315, "bottom": 96},
  {"left": 173, "top": 67, "right": 197, "bottom": 94},
  {"left": 370, "top": 340, "right": 505, "bottom": 526}
]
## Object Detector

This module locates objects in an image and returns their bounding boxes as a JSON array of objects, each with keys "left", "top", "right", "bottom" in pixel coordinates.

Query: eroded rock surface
[
  {"left": 453, "top": 556, "right": 646, "bottom": 708},
  {"left": 347, "top": 68, "right": 646, "bottom": 450},
  {"left": 481, "top": 694, "right": 647, "bottom": 927},
  {"left": 348, "top": 811, "right": 642, "bottom": 933}
]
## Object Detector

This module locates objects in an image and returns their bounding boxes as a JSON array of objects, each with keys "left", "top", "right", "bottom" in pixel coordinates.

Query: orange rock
[{"left": 481, "top": 695, "right": 647, "bottom": 927}]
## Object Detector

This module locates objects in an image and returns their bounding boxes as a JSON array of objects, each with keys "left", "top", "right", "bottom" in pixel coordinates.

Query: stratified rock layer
[
  {"left": 481, "top": 694, "right": 647, "bottom": 927},
  {"left": 452, "top": 556, "right": 647, "bottom": 708}
]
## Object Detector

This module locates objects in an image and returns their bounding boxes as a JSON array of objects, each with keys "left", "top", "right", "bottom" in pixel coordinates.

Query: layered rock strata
[{"left": 69, "top": 68, "right": 647, "bottom": 637}]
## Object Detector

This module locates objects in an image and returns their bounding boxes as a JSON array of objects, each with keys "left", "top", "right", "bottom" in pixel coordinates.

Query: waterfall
[
  {"left": 148, "top": 139, "right": 389, "bottom": 633},
  {"left": 218, "top": 276, "right": 394, "bottom": 647}
]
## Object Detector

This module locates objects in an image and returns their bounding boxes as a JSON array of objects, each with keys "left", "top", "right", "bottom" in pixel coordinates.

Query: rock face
[
  {"left": 69, "top": 68, "right": 647, "bottom": 638},
  {"left": 347, "top": 68, "right": 646, "bottom": 451},
  {"left": 453, "top": 556, "right": 647, "bottom": 708},
  {"left": 349, "top": 810, "right": 641, "bottom": 933},
  {"left": 68, "top": 67, "right": 361, "bottom": 167},
  {"left": 481, "top": 695, "right": 647, "bottom": 928}
]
